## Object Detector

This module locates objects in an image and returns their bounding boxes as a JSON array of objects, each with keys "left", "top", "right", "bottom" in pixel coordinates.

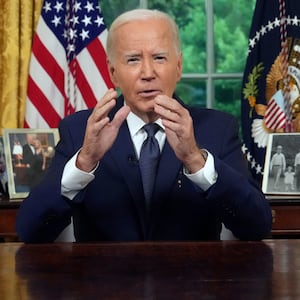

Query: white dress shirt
[{"left": 61, "top": 111, "right": 218, "bottom": 200}]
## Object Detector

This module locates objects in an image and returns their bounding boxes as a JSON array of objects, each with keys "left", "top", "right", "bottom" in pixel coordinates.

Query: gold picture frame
[
  {"left": 262, "top": 133, "right": 300, "bottom": 196},
  {"left": 3, "top": 128, "right": 59, "bottom": 200}
]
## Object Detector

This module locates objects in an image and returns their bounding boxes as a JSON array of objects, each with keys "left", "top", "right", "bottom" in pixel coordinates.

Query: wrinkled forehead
[{"left": 113, "top": 19, "right": 177, "bottom": 54}]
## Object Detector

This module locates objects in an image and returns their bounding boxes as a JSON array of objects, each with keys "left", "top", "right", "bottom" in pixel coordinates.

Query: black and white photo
[{"left": 262, "top": 133, "right": 300, "bottom": 195}]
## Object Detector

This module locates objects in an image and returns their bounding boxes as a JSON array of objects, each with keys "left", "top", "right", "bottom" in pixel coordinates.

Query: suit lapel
[
  {"left": 147, "top": 141, "right": 182, "bottom": 238},
  {"left": 108, "top": 116, "right": 148, "bottom": 238}
]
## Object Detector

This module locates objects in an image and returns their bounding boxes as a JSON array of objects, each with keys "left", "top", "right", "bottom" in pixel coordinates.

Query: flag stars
[
  {"left": 67, "top": 43, "right": 76, "bottom": 54},
  {"left": 292, "top": 16, "right": 299, "bottom": 25},
  {"left": 68, "top": 28, "right": 77, "bottom": 40},
  {"left": 71, "top": 15, "right": 80, "bottom": 26},
  {"left": 267, "top": 20, "right": 274, "bottom": 31},
  {"left": 43, "top": 1, "right": 52, "bottom": 13},
  {"left": 242, "top": 143, "right": 263, "bottom": 175},
  {"left": 255, "top": 31, "right": 260, "bottom": 41},
  {"left": 94, "top": 15, "right": 104, "bottom": 27},
  {"left": 248, "top": 15, "right": 300, "bottom": 51},
  {"left": 82, "top": 15, "right": 92, "bottom": 27},
  {"left": 256, "top": 164, "right": 263, "bottom": 175},
  {"left": 274, "top": 17, "right": 280, "bottom": 27},
  {"left": 51, "top": 15, "right": 61, "bottom": 27},
  {"left": 241, "top": 144, "right": 248, "bottom": 154},
  {"left": 261, "top": 25, "right": 267, "bottom": 36},
  {"left": 80, "top": 29, "right": 90, "bottom": 41},
  {"left": 249, "top": 38, "right": 256, "bottom": 49},
  {"left": 246, "top": 152, "right": 252, "bottom": 162},
  {"left": 54, "top": 1, "right": 63, "bottom": 13},
  {"left": 85, "top": 1, "right": 94, "bottom": 13},
  {"left": 74, "top": 2, "right": 82, "bottom": 12},
  {"left": 251, "top": 158, "right": 256, "bottom": 169}
]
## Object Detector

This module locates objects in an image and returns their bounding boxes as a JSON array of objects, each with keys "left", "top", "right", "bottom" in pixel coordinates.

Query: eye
[
  {"left": 154, "top": 55, "right": 167, "bottom": 62},
  {"left": 127, "top": 57, "right": 140, "bottom": 64}
]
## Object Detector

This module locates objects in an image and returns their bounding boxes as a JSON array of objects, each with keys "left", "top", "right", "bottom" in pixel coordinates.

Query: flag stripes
[
  {"left": 25, "top": 0, "right": 113, "bottom": 129},
  {"left": 264, "top": 99, "right": 287, "bottom": 129}
]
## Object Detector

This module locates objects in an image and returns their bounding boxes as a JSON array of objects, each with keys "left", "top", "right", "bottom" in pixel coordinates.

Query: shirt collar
[{"left": 126, "top": 109, "right": 164, "bottom": 138}]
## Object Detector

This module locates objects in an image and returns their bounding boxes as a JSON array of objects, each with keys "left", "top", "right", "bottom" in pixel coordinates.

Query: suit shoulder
[
  {"left": 59, "top": 109, "right": 93, "bottom": 127},
  {"left": 189, "top": 106, "right": 237, "bottom": 124}
]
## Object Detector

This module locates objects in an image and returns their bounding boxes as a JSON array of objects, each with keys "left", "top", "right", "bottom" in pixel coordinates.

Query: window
[{"left": 101, "top": 0, "right": 256, "bottom": 121}]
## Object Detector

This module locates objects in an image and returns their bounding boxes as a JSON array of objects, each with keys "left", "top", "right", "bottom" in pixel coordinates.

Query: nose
[{"left": 141, "top": 58, "right": 155, "bottom": 81}]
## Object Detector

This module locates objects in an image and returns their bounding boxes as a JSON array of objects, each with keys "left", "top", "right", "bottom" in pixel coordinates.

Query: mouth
[{"left": 138, "top": 89, "right": 161, "bottom": 98}]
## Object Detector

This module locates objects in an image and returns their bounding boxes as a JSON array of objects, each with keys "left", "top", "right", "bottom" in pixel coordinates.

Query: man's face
[
  {"left": 108, "top": 18, "right": 182, "bottom": 118},
  {"left": 27, "top": 134, "right": 37, "bottom": 144}
]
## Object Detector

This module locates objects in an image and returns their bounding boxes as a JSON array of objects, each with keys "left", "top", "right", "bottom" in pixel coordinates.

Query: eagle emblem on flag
[{"left": 241, "top": 0, "right": 300, "bottom": 183}]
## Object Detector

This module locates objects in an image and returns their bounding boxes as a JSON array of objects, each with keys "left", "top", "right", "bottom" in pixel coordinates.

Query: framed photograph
[
  {"left": 0, "top": 136, "right": 8, "bottom": 197},
  {"left": 3, "top": 129, "right": 59, "bottom": 200},
  {"left": 262, "top": 133, "right": 300, "bottom": 195}
]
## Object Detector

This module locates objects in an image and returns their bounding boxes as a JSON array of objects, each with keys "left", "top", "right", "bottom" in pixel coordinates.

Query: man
[
  {"left": 16, "top": 9, "right": 272, "bottom": 243},
  {"left": 269, "top": 145, "right": 286, "bottom": 190},
  {"left": 0, "top": 139, "right": 7, "bottom": 196},
  {"left": 22, "top": 133, "right": 37, "bottom": 168},
  {"left": 21, "top": 133, "right": 37, "bottom": 188},
  {"left": 294, "top": 149, "right": 300, "bottom": 191}
]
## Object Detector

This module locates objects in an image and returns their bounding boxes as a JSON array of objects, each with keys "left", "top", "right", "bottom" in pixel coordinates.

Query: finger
[
  {"left": 92, "top": 95, "right": 117, "bottom": 122},
  {"left": 98, "top": 88, "right": 118, "bottom": 105},
  {"left": 155, "top": 106, "right": 179, "bottom": 122},
  {"left": 154, "top": 95, "right": 181, "bottom": 113},
  {"left": 110, "top": 105, "right": 131, "bottom": 128},
  {"left": 154, "top": 95, "right": 183, "bottom": 121}
]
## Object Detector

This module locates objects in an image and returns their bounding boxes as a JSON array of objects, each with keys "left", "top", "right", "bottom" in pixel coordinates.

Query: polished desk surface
[{"left": 0, "top": 240, "right": 299, "bottom": 300}]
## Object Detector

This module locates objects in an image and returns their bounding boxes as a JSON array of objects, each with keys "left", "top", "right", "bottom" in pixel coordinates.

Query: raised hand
[
  {"left": 76, "top": 89, "right": 131, "bottom": 172},
  {"left": 154, "top": 95, "right": 206, "bottom": 173}
]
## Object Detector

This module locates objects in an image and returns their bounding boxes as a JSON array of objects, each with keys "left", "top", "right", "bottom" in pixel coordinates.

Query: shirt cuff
[
  {"left": 61, "top": 150, "right": 98, "bottom": 200},
  {"left": 184, "top": 151, "right": 218, "bottom": 191}
]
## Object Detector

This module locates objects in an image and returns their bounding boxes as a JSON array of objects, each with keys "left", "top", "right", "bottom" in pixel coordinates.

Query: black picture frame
[{"left": 262, "top": 133, "right": 300, "bottom": 196}]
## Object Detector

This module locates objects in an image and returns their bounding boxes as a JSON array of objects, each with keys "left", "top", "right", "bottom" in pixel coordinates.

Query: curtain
[{"left": 0, "top": 0, "right": 42, "bottom": 134}]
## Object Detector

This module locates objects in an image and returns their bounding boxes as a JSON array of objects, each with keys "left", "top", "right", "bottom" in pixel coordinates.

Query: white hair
[{"left": 106, "top": 9, "right": 181, "bottom": 63}]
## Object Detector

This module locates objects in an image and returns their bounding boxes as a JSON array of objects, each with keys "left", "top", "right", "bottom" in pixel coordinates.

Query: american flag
[
  {"left": 25, "top": 0, "right": 113, "bottom": 128},
  {"left": 264, "top": 90, "right": 287, "bottom": 130}
]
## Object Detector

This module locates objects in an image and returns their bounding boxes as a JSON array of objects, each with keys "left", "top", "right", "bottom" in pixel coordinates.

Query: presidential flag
[
  {"left": 24, "top": 0, "right": 113, "bottom": 128},
  {"left": 241, "top": 0, "right": 300, "bottom": 183}
]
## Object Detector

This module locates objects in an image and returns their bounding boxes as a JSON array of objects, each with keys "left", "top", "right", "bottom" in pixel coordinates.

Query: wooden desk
[
  {"left": 0, "top": 240, "right": 299, "bottom": 299},
  {"left": 268, "top": 197, "right": 300, "bottom": 237},
  {"left": 0, "top": 200, "right": 19, "bottom": 242},
  {"left": 1, "top": 195, "right": 300, "bottom": 240}
]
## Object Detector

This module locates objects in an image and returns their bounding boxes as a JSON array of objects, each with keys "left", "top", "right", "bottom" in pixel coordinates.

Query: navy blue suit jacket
[{"left": 16, "top": 95, "right": 272, "bottom": 242}]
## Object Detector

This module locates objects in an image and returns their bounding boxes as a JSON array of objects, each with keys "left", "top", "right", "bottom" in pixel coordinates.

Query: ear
[
  {"left": 176, "top": 53, "right": 183, "bottom": 82},
  {"left": 107, "top": 59, "right": 119, "bottom": 87}
]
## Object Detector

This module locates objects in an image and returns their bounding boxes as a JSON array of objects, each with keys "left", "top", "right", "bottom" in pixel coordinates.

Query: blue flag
[{"left": 241, "top": 0, "right": 300, "bottom": 183}]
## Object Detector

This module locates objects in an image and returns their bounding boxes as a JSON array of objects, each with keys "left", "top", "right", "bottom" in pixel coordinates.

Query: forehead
[{"left": 114, "top": 19, "right": 173, "bottom": 49}]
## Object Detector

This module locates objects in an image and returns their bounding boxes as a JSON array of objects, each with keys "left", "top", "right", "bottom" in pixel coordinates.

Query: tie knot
[{"left": 143, "top": 123, "right": 160, "bottom": 137}]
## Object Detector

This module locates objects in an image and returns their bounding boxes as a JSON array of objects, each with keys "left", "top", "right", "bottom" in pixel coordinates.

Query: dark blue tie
[{"left": 139, "top": 123, "right": 160, "bottom": 209}]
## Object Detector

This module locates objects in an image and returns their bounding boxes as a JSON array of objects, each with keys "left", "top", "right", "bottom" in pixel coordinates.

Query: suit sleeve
[
  {"left": 15, "top": 117, "right": 85, "bottom": 243},
  {"left": 205, "top": 116, "right": 272, "bottom": 240}
]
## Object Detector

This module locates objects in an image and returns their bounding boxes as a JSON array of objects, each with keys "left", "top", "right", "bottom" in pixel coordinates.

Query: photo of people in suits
[{"left": 3, "top": 130, "right": 58, "bottom": 198}]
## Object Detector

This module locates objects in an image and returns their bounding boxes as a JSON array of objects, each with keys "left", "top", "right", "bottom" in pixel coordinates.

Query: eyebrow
[{"left": 124, "top": 51, "right": 169, "bottom": 58}]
